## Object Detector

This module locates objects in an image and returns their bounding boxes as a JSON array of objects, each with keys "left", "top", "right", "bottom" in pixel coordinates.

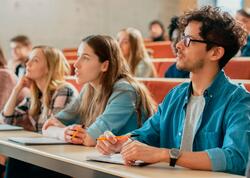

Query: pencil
[
  {"left": 72, "top": 124, "right": 85, "bottom": 139},
  {"left": 96, "top": 134, "right": 140, "bottom": 141}
]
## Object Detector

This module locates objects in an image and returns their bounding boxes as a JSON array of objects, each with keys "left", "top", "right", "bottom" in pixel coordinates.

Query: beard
[{"left": 176, "top": 57, "right": 204, "bottom": 72}]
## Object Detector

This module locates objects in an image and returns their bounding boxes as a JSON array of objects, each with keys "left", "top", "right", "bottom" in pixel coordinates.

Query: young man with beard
[{"left": 96, "top": 6, "right": 250, "bottom": 175}]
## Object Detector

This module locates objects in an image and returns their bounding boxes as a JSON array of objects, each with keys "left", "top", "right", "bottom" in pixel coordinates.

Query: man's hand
[
  {"left": 121, "top": 140, "right": 169, "bottom": 165},
  {"left": 96, "top": 131, "right": 128, "bottom": 155}
]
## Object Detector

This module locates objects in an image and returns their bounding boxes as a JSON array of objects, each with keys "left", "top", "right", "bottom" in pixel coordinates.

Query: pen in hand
[
  {"left": 72, "top": 124, "right": 85, "bottom": 139},
  {"left": 96, "top": 134, "right": 140, "bottom": 141}
]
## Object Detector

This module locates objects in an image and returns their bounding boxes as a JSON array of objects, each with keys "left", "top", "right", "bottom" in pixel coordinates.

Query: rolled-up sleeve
[{"left": 206, "top": 93, "right": 250, "bottom": 175}]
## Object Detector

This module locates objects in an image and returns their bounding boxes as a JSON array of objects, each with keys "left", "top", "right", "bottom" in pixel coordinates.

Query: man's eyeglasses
[{"left": 181, "top": 35, "right": 221, "bottom": 47}]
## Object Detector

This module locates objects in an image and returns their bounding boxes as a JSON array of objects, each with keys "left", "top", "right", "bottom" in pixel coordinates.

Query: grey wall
[{"left": 0, "top": 0, "right": 180, "bottom": 59}]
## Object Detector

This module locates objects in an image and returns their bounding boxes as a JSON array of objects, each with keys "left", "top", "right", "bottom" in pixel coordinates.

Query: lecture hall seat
[
  {"left": 145, "top": 41, "right": 175, "bottom": 58},
  {"left": 152, "top": 57, "right": 250, "bottom": 79}
]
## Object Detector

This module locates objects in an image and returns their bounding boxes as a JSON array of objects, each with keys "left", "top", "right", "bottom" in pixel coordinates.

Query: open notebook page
[{"left": 86, "top": 153, "right": 145, "bottom": 166}]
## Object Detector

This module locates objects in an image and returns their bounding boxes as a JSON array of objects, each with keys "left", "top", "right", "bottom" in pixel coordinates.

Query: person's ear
[
  {"left": 101, "top": 60, "right": 109, "bottom": 72},
  {"left": 210, "top": 46, "right": 225, "bottom": 62}
]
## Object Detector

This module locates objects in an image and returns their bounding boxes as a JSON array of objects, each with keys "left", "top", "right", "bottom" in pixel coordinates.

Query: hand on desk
[
  {"left": 42, "top": 117, "right": 65, "bottom": 130},
  {"left": 121, "top": 140, "right": 168, "bottom": 165},
  {"left": 64, "top": 124, "right": 86, "bottom": 145},
  {"left": 96, "top": 131, "right": 131, "bottom": 155},
  {"left": 96, "top": 131, "right": 168, "bottom": 165}
]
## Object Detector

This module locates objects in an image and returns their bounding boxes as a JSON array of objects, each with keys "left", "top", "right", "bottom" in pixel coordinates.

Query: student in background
[
  {"left": 2, "top": 46, "right": 78, "bottom": 178},
  {"left": 164, "top": 16, "right": 190, "bottom": 78},
  {"left": 117, "top": 28, "right": 157, "bottom": 77},
  {"left": 9, "top": 35, "right": 32, "bottom": 78},
  {"left": 1, "top": 46, "right": 78, "bottom": 132},
  {"left": 96, "top": 6, "right": 250, "bottom": 175},
  {"left": 236, "top": 9, "right": 250, "bottom": 56},
  {"left": 0, "top": 46, "right": 17, "bottom": 110},
  {"left": 146, "top": 20, "right": 167, "bottom": 42},
  {"left": 0, "top": 46, "right": 17, "bottom": 177},
  {"left": 43, "top": 35, "right": 156, "bottom": 147}
]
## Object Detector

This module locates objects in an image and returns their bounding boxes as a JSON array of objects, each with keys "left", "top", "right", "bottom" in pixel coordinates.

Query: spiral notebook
[{"left": 86, "top": 153, "right": 145, "bottom": 166}]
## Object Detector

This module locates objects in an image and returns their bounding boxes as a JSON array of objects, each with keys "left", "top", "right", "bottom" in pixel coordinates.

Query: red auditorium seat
[
  {"left": 138, "top": 78, "right": 250, "bottom": 104},
  {"left": 224, "top": 57, "right": 250, "bottom": 79},
  {"left": 138, "top": 78, "right": 188, "bottom": 104},
  {"left": 145, "top": 41, "right": 175, "bottom": 58},
  {"left": 152, "top": 57, "right": 250, "bottom": 79},
  {"left": 152, "top": 59, "right": 176, "bottom": 77}
]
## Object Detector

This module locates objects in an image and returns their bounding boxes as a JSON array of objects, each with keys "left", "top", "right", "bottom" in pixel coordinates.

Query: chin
[
  {"left": 25, "top": 73, "right": 32, "bottom": 78},
  {"left": 76, "top": 78, "right": 87, "bottom": 85}
]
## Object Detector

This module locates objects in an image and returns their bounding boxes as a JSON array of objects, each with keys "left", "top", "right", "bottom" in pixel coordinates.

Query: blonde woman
[
  {"left": 3, "top": 46, "right": 78, "bottom": 178},
  {"left": 117, "top": 27, "right": 157, "bottom": 77},
  {"left": 43, "top": 35, "right": 156, "bottom": 147},
  {"left": 1, "top": 46, "right": 78, "bottom": 132}
]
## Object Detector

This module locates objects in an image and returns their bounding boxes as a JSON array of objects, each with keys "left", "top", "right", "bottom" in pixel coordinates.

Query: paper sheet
[
  {"left": 0, "top": 124, "right": 23, "bottom": 131},
  {"left": 8, "top": 136, "right": 68, "bottom": 145},
  {"left": 42, "top": 126, "right": 66, "bottom": 141},
  {"left": 86, "top": 153, "right": 145, "bottom": 166}
]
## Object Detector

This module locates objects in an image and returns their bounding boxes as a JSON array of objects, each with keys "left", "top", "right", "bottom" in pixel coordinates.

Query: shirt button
[{"left": 178, "top": 132, "right": 182, "bottom": 136}]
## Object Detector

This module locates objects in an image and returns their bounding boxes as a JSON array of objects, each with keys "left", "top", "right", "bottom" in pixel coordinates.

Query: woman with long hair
[
  {"left": 43, "top": 35, "right": 156, "bottom": 146},
  {"left": 1, "top": 46, "right": 78, "bottom": 132},
  {"left": 2, "top": 46, "right": 78, "bottom": 178},
  {"left": 117, "top": 28, "right": 157, "bottom": 77}
]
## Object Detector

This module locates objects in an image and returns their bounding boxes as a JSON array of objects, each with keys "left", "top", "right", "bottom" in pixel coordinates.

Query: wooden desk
[{"left": 0, "top": 130, "right": 244, "bottom": 178}]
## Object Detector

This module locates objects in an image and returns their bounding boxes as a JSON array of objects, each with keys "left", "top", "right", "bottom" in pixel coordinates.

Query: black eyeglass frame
[{"left": 181, "top": 35, "right": 222, "bottom": 47}]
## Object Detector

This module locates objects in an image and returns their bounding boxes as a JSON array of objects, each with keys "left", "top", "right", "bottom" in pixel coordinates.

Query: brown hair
[
  {"left": 118, "top": 28, "right": 156, "bottom": 76},
  {"left": 179, "top": 6, "right": 248, "bottom": 69},
  {"left": 29, "top": 46, "right": 70, "bottom": 118},
  {"left": 78, "top": 35, "right": 156, "bottom": 127},
  {"left": 237, "top": 9, "right": 250, "bottom": 19},
  {"left": 10, "top": 35, "right": 31, "bottom": 46}
]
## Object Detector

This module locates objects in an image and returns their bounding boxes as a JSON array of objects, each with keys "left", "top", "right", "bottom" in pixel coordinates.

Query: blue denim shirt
[{"left": 132, "top": 71, "right": 250, "bottom": 175}]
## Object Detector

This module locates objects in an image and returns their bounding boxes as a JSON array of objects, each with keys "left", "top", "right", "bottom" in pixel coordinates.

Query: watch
[{"left": 169, "top": 148, "right": 182, "bottom": 167}]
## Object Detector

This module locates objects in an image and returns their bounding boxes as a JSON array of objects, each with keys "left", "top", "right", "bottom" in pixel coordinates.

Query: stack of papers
[
  {"left": 0, "top": 124, "right": 23, "bottom": 131},
  {"left": 8, "top": 136, "right": 69, "bottom": 145},
  {"left": 86, "top": 153, "right": 145, "bottom": 166}
]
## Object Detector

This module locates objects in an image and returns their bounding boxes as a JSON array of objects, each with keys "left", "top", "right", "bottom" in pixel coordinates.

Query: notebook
[
  {"left": 8, "top": 136, "right": 69, "bottom": 145},
  {"left": 86, "top": 153, "right": 145, "bottom": 166},
  {"left": 0, "top": 124, "right": 23, "bottom": 131}
]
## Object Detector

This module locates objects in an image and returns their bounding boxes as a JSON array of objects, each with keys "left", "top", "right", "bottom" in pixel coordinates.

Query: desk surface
[{"left": 0, "top": 130, "right": 244, "bottom": 178}]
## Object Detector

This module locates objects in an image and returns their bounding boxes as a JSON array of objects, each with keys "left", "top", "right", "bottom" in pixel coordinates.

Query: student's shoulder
[
  {"left": 113, "top": 79, "right": 135, "bottom": 92},
  {"left": 226, "top": 79, "right": 250, "bottom": 99},
  {"left": 55, "top": 82, "right": 79, "bottom": 97},
  {"left": 170, "top": 81, "right": 189, "bottom": 94}
]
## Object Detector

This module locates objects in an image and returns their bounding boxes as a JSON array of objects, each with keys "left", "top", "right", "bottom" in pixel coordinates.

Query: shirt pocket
[{"left": 195, "top": 131, "right": 222, "bottom": 150}]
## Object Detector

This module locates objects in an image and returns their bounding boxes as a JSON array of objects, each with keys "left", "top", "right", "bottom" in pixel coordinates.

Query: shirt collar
[{"left": 185, "top": 70, "right": 228, "bottom": 101}]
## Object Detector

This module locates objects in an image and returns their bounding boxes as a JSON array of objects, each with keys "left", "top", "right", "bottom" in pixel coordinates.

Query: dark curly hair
[
  {"left": 168, "top": 16, "right": 179, "bottom": 41},
  {"left": 179, "top": 6, "right": 248, "bottom": 69}
]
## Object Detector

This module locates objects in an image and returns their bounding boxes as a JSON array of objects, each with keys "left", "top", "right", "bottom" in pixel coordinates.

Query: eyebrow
[
  {"left": 77, "top": 52, "right": 90, "bottom": 57},
  {"left": 183, "top": 33, "right": 196, "bottom": 39}
]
